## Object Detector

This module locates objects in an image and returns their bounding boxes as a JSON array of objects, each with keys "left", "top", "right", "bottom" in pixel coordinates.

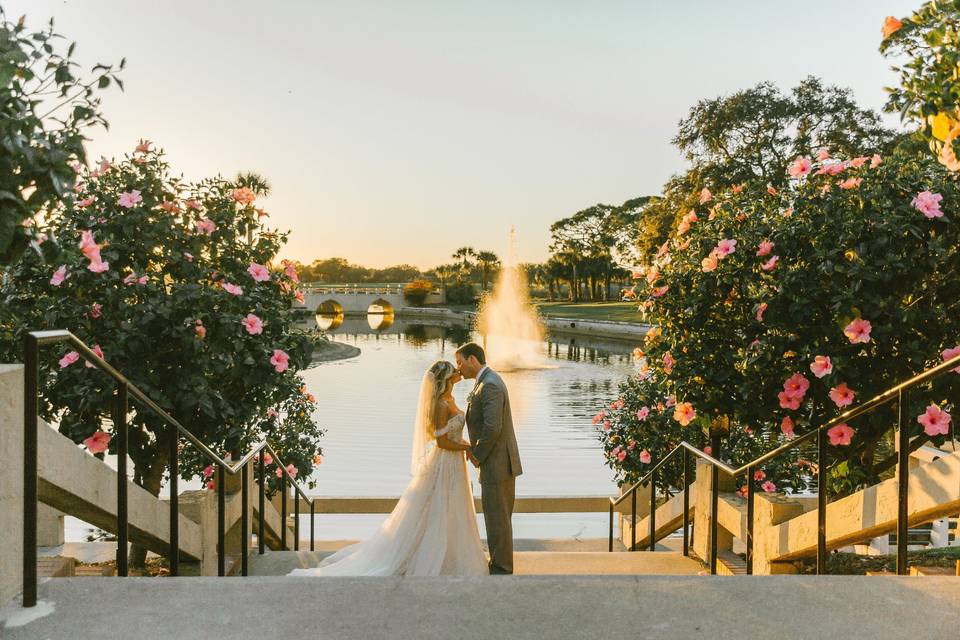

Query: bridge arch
[
  {"left": 367, "top": 298, "right": 395, "bottom": 316},
  {"left": 315, "top": 299, "right": 344, "bottom": 316}
]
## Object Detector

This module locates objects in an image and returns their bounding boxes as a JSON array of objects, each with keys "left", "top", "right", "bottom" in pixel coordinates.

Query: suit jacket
[{"left": 465, "top": 368, "right": 523, "bottom": 485}]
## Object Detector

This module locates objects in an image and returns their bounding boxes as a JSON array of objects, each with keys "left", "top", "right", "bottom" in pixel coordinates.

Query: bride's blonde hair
[{"left": 426, "top": 360, "right": 456, "bottom": 429}]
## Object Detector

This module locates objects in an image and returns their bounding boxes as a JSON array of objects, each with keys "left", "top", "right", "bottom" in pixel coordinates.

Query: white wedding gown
[{"left": 289, "top": 413, "right": 488, "bottom": 576}]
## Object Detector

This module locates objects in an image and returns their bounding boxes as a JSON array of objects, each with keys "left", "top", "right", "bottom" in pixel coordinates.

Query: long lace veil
[{"left": 411, "top": 361, "right": 458, "bottom": 475}]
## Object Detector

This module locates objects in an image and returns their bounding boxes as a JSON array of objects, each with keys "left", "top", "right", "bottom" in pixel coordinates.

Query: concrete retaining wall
[{"left": 0, "top": 365, "right": 24, "bottom": 604}]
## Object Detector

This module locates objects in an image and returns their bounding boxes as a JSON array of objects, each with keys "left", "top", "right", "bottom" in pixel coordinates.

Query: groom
[{"left": 455, "top": 342, "right": 523, "bottom": 575}]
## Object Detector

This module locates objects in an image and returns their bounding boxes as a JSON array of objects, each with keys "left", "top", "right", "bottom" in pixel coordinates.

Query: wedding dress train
[{"left": 288, "top": 413, "right": 488, "bottom": 576}]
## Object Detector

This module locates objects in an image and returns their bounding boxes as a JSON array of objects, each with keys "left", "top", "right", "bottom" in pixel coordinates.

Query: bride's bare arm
[{"left": 434, "top": 400, "right": 471, "bottom": 452}]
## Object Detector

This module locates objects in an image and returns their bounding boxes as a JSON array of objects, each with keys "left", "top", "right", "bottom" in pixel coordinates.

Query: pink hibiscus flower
[
  {"left": 662, "top": 352, "right": 674, "bottom": 374},
  {"left": 283, "top": 261, "right": 300, "bottom": 283},
  {"left": 809, "top": 355, "right": 833, "bottom": 378},
  {"left": 651, "top": 285, "right": 669, "bottom": 298},
  {"left": 753, "top": 469, "right": 766, "bottom": 481},
  {"left": 783, "top": 373, "right": 810, "bottom": 399},
  {"left": 231, "top": 187, "right": 256, "bottom": 204},
  {"left": 756, "top": 241, "right": 774, "bottom": 257},
  {"left": 50, "top": 265, "right": 69, "bottom": 286},
  {"left": 917, "top": 404, "right": 951, "bottom": 437},
  {"left": 185, "top": 199, "right": 202, "bottom": 210},
  {"left": 848, "top": 156, "right": 869, "bottom": 168},
  {"left": 636, "top": 407, "right": 650, "bottom": 421},
  {"left": 787, "top": 156, "right": 812, "bottom": 178},
  {"left": 261, "top": 451, "right": 274, "bottom": 466},
  {"left": 839, "top": 177, "right": 862, "bottom": 190},
  {"left": 160, "top": 201, "right": 180, "bottom": 214},
  {"left": 248, "top": 262, "right": 270, "bottom": 282},
  {"left": 118, "top": 190, "right": 142, "bottom": 208},
  {"left": 639, "top": 450, "right": 652, "bottom": 464},
  {"left": 267, "top": 408, "right": 279, "bottom": 419},
  {"left": 756, "top": 302, "right": 768, "bottom": 322},
  {"left": 673, "top": 402, "right": 696, "bottom": 426},
  {"left": 778, "top": 391, "right": 801, "bottom": 410},
  {"left": 90, "top": 302, "right": 102, "bottom": 319},
  {"left": 59, "top": 351, "right": 80, "bottom": 368},
  {"left": 827, "top": 423, "right": 855, "bottom": 446},
  {"left": 135, "top": 139, "right": 152, "bottom": 153},
  {"left": 242, "top": 313, "right": 264, "bottom": 335},
  {"left": 202, "top": 465, "right": 215, "bottom": 479},
  {"left": 781, "top": 416, "right": 795, "bottom": 438},
  {"left": 761, "top": 481, "right": 777, "bottom": 493},
  {"left": 616, "top": 449, "right": 627, "bottom": 462},
  {"left": 77, "top": 197, "right": 95, "bottom": 208},
  {"left": 817, "top": 148, "right": 831, "bottom": 161},
  {"left": 84, "top": 344, "right": 104, "bottom": 369},
  {"left": 196, "top": 218, "right": 216, "bottom": 235},
  {"left": 843, "top": 318, "right": 872, "bottom": 344},
  {"left": 912, "top": 191, "right": 944, "bottom": 219},
  {"left": 870, "top": 154, "right": 882, "bottom": 168},
  {"left": 941, "top": 346, "right": 960, "bottom": 373},
  {"left": 699, "top": 188, "right": 712, "bottom": 204},
  {"left": 829, "top": 383, "right": 855, "bottom": 407},
  {"left": 83, "top": 430, "right": 112, "bottom": 454},
  {"left": 270, "top": 349, "right": 290, "bottom": 373},
  {"left": 222, "top": 282, "right": 243, "bottom": 296},
  {"left": 761, "top": 255, "right": 779, "bottom": 271},
  {"left": 715, "top": 238, "right": 737, "bottom": 258}
]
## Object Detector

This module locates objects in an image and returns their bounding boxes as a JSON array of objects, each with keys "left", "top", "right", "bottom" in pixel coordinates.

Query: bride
[{"left": 289, "top": 360, "right": 489, "bottom": 576}]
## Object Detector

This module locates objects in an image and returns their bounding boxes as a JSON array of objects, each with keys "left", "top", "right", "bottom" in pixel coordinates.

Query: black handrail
[
  {"left": 22, "top": 329, "right": 318, "bottom": 607},
  {"left": 608, "top": 352, "right": 960, "bottom": 575}
]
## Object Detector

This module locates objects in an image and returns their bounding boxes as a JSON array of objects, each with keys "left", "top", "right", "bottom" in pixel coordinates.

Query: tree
[
  {"left": 474, "top": 250, "right": 500, "bottom": 290},
  {"left": 881, "top": 1, "right": 960, "bottom": 171},
  {"left": 598, "top": 144, "right": 960, "bottom": 496},
  {"left": 0, "top": 145, "right": 324, "bottom": 566},
  {"left": 0, "top": 11, "right": 124, "bottom": 266}
]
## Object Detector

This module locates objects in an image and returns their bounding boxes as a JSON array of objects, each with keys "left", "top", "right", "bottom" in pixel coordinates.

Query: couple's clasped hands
[{"left": 465, "top": 448, "right": 480, "bottom": 468}]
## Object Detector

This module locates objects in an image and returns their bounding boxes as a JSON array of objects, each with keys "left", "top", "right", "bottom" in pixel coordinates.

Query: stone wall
[{"left": 0, "top": 365, "right": 24, "bottom": 604}]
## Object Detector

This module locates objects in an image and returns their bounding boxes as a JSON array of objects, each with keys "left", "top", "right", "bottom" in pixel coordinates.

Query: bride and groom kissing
[{"left": 290, "top": 342, "right": 523, "bottom": 577}]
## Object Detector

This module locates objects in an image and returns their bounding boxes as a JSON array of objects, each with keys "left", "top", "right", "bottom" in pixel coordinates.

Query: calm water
[{"left": 300, "top": 315, "right": 638, "bottom": 539}]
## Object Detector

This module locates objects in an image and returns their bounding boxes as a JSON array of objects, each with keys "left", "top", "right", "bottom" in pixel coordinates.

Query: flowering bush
[
  {"left": 599, "top": 144, "right": 960, "bottom": 495},
  {"left": 881, "top": 2, "right": 960, "bottom": 171},
  {"left": 403, "top": 279, "right": 433, "bottom": 306},
  {"left": 0, "top": 144, "right": 324, "bottom": 507}
]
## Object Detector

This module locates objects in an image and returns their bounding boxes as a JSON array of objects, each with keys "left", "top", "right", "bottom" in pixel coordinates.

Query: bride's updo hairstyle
[{"left": 427, "top": 360, "right": 456, "bottom": 428}]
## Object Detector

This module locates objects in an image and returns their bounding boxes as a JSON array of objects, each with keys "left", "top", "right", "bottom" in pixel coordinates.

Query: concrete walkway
[{"left": 3, "top": 575, "right": 958, "bottom": 639}]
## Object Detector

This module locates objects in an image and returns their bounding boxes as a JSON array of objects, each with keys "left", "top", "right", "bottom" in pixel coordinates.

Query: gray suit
[{"left": 465, "top": 367, "right": 522, "bottom": 574}]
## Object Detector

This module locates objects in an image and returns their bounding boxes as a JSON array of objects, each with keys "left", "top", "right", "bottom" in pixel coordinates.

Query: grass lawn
[{"left": 532, "top": 301, "right": 645, "bottom": 324}]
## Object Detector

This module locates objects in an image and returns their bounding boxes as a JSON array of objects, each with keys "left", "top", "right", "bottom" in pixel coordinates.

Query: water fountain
[{"left": 474, "top": 230, "right": 547, "bottom": 371}]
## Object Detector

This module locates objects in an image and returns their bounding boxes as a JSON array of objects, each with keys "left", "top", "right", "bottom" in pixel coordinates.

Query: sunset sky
[{"left": 11, "top": 0, "right": 918, "bottom": 269}]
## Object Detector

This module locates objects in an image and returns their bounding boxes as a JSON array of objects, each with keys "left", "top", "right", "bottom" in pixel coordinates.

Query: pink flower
[
  {"left": 222, "top": 282, "right": 243, "bottom": 296},
  {"left": 283, "top": 261, "right": 300, "bottom": 283},
  {"left": 703, "top": 446, "right": 712, "bottom": 456},
  {"left": 917, "top": 404, "right": 951, "bottom": 437},
  {"left": 816, "top": 162, "right": 846, "bottom": 176},
  {"left": 756, "top": 241, "right": 774, "bottom": 257},
  {"left": 753, "top": 469, "right": 766, "bottom": 481},
  {"left": 788, "top": 156, "right": 812, "bottom": 178},
  {"left": 870, "top": 154, "right": 882, "bottom": 168},
  {"left": 185, "top": 199, "right": 202, "bottom": 210},
  {"left": 829, "top": 383, "right": 855, "bottom": 407},
  {"left": 276, "top": 463, "right": 297, "bottom": 479},
  {"left": 662, "top": 352, "right": 674, "bottom": 374},
  {"left": 206, "top": 480, "right": 216, "bottom": 491},
  {"left": 196, "top": 218, "right": 216, "bottom": 235},
  {"left": 88, "top": 259, "right": 109, "bottom": 273},
  {"left": 848, "top": 156, "right": 869, "bottom": 169},
  {"left": 756, "top": 302, "right": 768, "bottom": 322},
  {"left": 247, "top": 262, "right": 270, "bottom": 282},
  {"left": 616, "top": 449, "right": 627, "bottom": 462},
  {"left": 761, "top": 481, "right": 777, "bottom": 493},
  {"left": 715, "top": 238, "right": 737, "bottom": 258},
  {"left": 231, "top": 187, "right": 256, "bottom": 205},
  {"left": 665, "top": 395, "right": 676, "bottom": 408},
  {"left": 778, "top": 391, "right": 801, "bottom": 410},
  {"left": 84, "top": 344, "right": 104, "bottom": 369},
  {"left": 83, "top": 430, "right": 111, "bottom": 454},
  {"left": 827, "top": 423, "right": 855, "bottom": 446},
  {"left": 651, "top": 285, "right": 669, "bottom": 298},
  {"left": 202, "top": 464, "right": 215, "bottom": 479},
  {"left": 59, "top": 351, "right": 80, "bottom": 368},
  {"left": 767, "top": 184, "right": 778, "bottom": 196},
  {"left": 183, "top": 252, "right": 194, "bottom": 262},
  {"left": 123, "top": 272, "right": 145, "bottom": 286},
  {"left": 611, "top": 398, "right": 625, "bottom": 410},
  {"left": 639, "top": 450, "right": 652, "bottom": 464},
  {"left": 699, "top": 187, "right": 712, "bottom": 204},
  {"left": 160, "top": 201, "right": 180, "bottom": 214},
  {"left": 817, "top": 148, "right": 831, "bottom": 161},
  {"left": 783, "top": 373, "right": 810, "bottom": 399},
  {"left": 809, "top": 355, "right": 833, "bottom": 378},
  {"left": 195, "top": 321, "right": 206, "bottom": 339},
  {"left": 636, "top": 407, "right": 650, "bottom": 421},
  {"left": 242, "top": 313, "right": 264, "bottom": 335},
  {"left": 50, "top": 265, "right": 69, "bottom": 286},
  {"left": 941, "top": 346, "right": 960, "bottom": 373},
  {"left": 701, "top": 253, "right": 718, "bottom": 272},
  {"left": 839, "top": 177, "right": 862, "bottom": 190},
  {"left": 912, "top": 191, "right": 944, "bottom": 219},
  {"left": 262, "top": 451, "right": 274, "bottom": 465},
  {"left": 761, "top": 255, "right": 779, "bottom": 271},
  {"left": 118, "top": 190, "right": 142, "bottom": 208},
  {"left": 673, "top": 402, "right": 696, "bottom": 426},
  {"left": 602, "top": 420, "right": 611, "bottom": 431},
  {"left": 781, "top": 416, "right": 795, "bottom": 438},
  {"left": 135, "top": 139, "right": 152, "bottom": 153},
  {"left": 270, "top": 349, "right": 290, "bottom": 373},
  {"left": 844, "top": 318, "right": 872, "bottom": 344},
  {"left": 90, "top": 302, "right": 102, "bottom": 319},
  {"left": 77, "top": 197, "right": 95, "bottom": 208}
]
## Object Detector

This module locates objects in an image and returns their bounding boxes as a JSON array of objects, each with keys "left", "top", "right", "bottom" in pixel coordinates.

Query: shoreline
[{"left": 310, "top": 339, "right": 361, "bottom": 363}]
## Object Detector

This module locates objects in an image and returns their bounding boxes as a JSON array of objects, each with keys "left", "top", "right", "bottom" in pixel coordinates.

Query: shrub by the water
[
  {"left": 445, "top": 281, "right": 476, "bottom": 305},
  {"left": 403, "top": 279, "right": 433, "bottom": 306},
  {"left": 598, "top": 145, "right": 960, "bottom": 496}
]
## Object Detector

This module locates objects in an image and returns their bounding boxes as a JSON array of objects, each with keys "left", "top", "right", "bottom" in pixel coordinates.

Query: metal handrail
[
  {"left": 608, "top": 352, "right": 960, "bottom": 576},
  {"left": 22, "top": 329, "right": 317, "bottom": 607}
]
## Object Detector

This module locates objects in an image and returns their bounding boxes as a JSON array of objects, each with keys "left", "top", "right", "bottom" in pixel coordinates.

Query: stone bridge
[{"left": 296, "top": 285, "right": 443, "bottom": 316}]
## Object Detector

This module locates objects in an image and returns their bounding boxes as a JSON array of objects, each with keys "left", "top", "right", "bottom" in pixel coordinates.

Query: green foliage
[
  {"left": 0, "top": 11, "right": 123, "bottom": 265},
  {"left": 599, "top": 144, "right": 960, "bottom": 495},
  {"left": 0, "top": 146, "right": 323, "bottom": 494},
  {"left": 296, "top": 257, "right": 424, "bottom": 284},
  {"left": 881, "top": 1, "right": 960, "bottom": 170},
  {"left": 444, "top": 280, "right": 476, "bottom": 305},
  {"left": 402, "top": 279, "right": 433, "bottom": 305}
]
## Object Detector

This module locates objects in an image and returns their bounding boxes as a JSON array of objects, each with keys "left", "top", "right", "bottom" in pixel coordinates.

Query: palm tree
[
  {"left": 433, "top": 263, "right": 458, "bottom": 293},
  {"left": 475, "top": 250, "right": 500, "bottom": 290},
  {"left": 452, "top": 247, "right": 476, "bottom": 270}
]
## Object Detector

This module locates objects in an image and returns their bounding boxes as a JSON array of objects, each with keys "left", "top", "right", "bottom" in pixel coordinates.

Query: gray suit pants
[{"left": 480, "top": 477, "right": 515, "bottom": 574}]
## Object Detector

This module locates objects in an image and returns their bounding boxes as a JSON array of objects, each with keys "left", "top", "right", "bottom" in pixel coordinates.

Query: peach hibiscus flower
[
  {"left": 787, "top": 156, "right": 812, "bottom": 178},
  {"left": 673, "top": 402, "right": 696, "bottom": 426},
  {"left": 827, "top": 423, "right": 854, "bottom": 446},
  {"left": 843, "top": 318, "right": 872, "bottom": 344},
  {"left": 809, "top": 355, "right": 833, "bottom": 378},
  {"left": 83, "top": 430, "right": 112, "bottom": 454},
  {"left": 881, "top": 16, "right": 903, "bottom": 39},
  {"left": 829, "top": 383, "right": 855, "bottom": 407}
]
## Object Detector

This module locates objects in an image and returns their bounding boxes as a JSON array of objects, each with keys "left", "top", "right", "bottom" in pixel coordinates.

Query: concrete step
[
  {"left": 248, "top": 549, "right": 703, "bottom": 576},
  {"left": 3, "top": 575, "right": 959, "bottom": 639}
]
